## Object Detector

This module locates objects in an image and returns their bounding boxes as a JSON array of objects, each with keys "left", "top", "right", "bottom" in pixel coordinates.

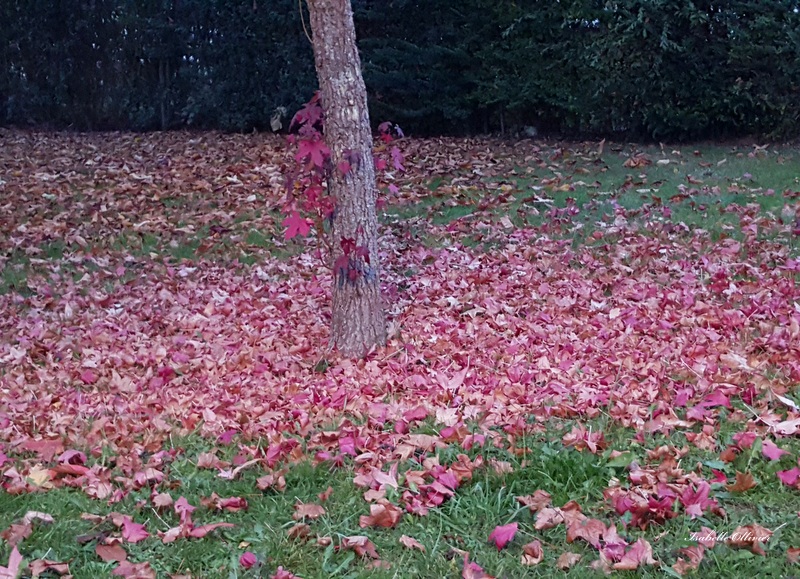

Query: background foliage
[{"left": 2, "top": 0, "right": 799, "bottom": 140}]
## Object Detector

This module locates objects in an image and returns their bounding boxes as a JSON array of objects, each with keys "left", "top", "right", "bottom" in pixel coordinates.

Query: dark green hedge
[{"left": 2, "top": 0, "right": 799, "bottom": 140}]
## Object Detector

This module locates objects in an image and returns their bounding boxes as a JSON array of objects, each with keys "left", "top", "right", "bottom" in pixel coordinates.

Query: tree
[{"left": 305, "top": 0, "right": 386, "bottom": 357}]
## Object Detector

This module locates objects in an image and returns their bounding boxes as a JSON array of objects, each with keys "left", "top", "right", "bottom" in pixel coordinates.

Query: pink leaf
[
  {"left": 777, "top": 467, "right": 800, "bottom": 486},
  {"left": 121, "top": 517, "right": 149, "bottom": 543},
  {"left": 462, "top": 553, "right": 494, "bottom": 579},
  {"left": 613, "top": 538, "right": 657, "bottom": 570},
  {"left": 188, "top": 522, "right": 235, "bottom": 538},
  {"left": 762, "top": 439, "right": 789, "bottom": 461},
  {"left": 240, "top": 552, "right": 257, "bottom": 569},
  {"left": 391, "top": 146, "right": 405, "bottom": 171},
  {"left": 79, "top": 370, "right": 98, "bottom": 384},
  {"left": 0, "top": 546, "right": 23, "bottom": 579},
  {"left": 488, "top": 522, "right": 518, "bottom": 550}
]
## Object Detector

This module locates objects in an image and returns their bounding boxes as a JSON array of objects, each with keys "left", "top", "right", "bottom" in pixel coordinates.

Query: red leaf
[
  {"left": 270, "top": 567, "right": 302, "bottom": 579},
  {"left": 174, "top": 497, "right": 196, "bottom": 525},
  {"left": 391, "top": 146, "right": 405, "bottom": 171},
  {"left": 488, "top": 522, "right": 518, "bottom": 550},
  {"left": 295, "top": 137, "right": 330, "bottom": 169},
  {"left": 672, "top": 545, "right": 705, "bottom": 575},
  {"left": 282, "top": 211, "right": 311, "bottom": 240},
  {"left": 461, "top": 553, "right": 494, "bottom": 579}
]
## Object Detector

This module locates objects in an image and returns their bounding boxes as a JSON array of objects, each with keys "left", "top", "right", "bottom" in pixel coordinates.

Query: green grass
[
  {"left": 3, "top": 421, "right": 800, "bottom": 578},
  {"left": 380, "top": 142, "right": 799, "bottom": 253}
]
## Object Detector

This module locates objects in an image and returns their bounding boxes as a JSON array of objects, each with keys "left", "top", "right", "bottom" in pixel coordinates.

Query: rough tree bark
[{"left": 306, "top": 0, "right": 387, "bottom": 357}]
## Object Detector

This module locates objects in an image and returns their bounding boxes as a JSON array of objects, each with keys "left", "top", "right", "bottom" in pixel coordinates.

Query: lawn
[{"left": 1, "top": 130, "right": 799, "bottom": 578}]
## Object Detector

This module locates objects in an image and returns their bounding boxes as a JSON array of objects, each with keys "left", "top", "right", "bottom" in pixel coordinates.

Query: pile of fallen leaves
[{"left": 1, "top": 131, "right": 799, "bottom": 577}]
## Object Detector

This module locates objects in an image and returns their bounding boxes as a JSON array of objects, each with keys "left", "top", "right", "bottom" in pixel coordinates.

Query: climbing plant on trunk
[{"left": 289, "top": 0, "right": 388, "bottom": 357}]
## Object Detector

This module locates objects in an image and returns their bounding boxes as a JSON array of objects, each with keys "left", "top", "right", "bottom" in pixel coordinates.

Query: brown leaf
[
  {"left": 516, "top": 490, "right": 551, "bottom": 514},
  {"left": 287, "top": 523, "right": 311, "bottom": 540},
  {"left": 28, "top": 558, "right": 71, "bottom": 577},
  {"left": 520, "top": 540, "right": 544, "bottom": 566},
  {"left": 359, "top": 501, "right": 403, "bottom": 529},
  {"left": 341, "top": 535, "right": 379, "bottom": 559},
  {"left": 0, "top": 522, "right": 32, "bottom": 547},
  {"left": 727, "top": 524, "right": 773, "bottom": 555},
  {"left": 672, "top": 545, "right": 705, "bottom": 575},
  {"left": 293, "top": 501, "right": 326, "bottom": 521},
  {"left": 566, "top": 517, "right": 607, "bottom": 548},
  {"left": 96, "top": 543, "right": 128, "bottom": 563},
  {"left": 535, "top": 507, "right": 565, "bottom": 530},
  {"left": 399, "top": 535, "right": 425, "bottom": 552},
  {"left": 726, "top": 471, "right": 757, "bottom": 493},
  {"left": 719, "top": 446, "right": 739, "bottom": 462},
  {"left": 256, "top": 471, "right": 286, "bottom": 492},
  {"left": 112, "top": 560, "right": 156, "bottom": 578},
  {"left": 557, "top": 552, "right": 582, "bottom": 570}
]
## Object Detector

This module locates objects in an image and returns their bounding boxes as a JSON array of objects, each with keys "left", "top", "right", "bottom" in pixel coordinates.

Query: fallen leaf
[
  {"left": 399, "top": 535, "right": 425, "bottom": 552},
  {"left": 112, "top": 560, "right": 156, "bottom": 578},
  {"left": 0, "top": 547, "right": 23, "bottom": 579},
  {"left": 120, "top": 517, "right": 149, "bottom": 543},
  {"left": 96, "top": 544, "right": 128, "bottom": 563},
  {"left": 488, "top": 522, "right": 518, "bottom": 550},
  {"left": 762, "top": 439, "right": 789, "bottom": 461},
  {"left": 672, "top": 545, "right": 705, "bottom": 575},
  {"left": 28, "top": 558, "right": 70, "bottom": 577},
  {"left": 287, "top": 523, "right": 311, "bottom": 540},
  {"left": 359, "top": 501, "right": 403, "bottom": 528},
  {"left": 239, "top": 551, "right": 257, "bottom": 569},
  {"left": 727, "top": 524, "right": 773, "bottom": 555},
  {"left": 521, "top": 540, "right": 544, "bottom": 565},
  {"left": 613, "top": 538, "right": 657, "bottom": 570},
  {"left": 293, "top": 501, "right": 325, "bottom": 520},
  {"left": 726, "top": 471, "right": 757, "bottom": 493},
  {"left": 517, "top": 490, "right": 552, "bottom": 514},
  {"left": 556, "top": 552, "right": 582, "bottom": 570},
  {"left": 341, "top": 535, "right": 379, "bottom": 559}
]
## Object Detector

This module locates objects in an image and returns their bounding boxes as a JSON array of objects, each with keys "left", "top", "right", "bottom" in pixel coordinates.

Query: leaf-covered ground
[{"left": 1, "top": 130, "right": 800, "bottom": 578}]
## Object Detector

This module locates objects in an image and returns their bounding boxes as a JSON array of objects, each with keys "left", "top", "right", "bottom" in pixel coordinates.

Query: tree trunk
[{"left": 306, "top": 0, "right": 386, "bottom": 357}]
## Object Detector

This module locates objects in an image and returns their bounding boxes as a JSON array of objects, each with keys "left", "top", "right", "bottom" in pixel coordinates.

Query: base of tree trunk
[{"left": 330, "top": 276, "right": 386, "bottom": 357}]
